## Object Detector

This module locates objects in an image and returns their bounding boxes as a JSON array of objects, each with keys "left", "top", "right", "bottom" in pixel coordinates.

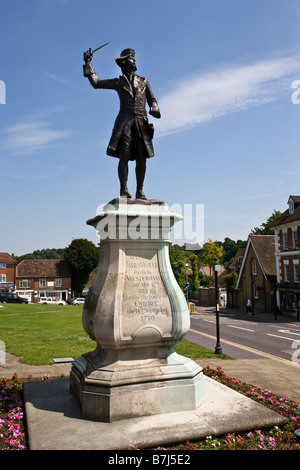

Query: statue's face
[{"left": 122, "top": 54, "right": 137, "bottom": 72}]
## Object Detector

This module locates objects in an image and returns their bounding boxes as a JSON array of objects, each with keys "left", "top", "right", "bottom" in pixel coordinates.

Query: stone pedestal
[{"left": 70, "top": 199, "right": 205, "bottom": 422}]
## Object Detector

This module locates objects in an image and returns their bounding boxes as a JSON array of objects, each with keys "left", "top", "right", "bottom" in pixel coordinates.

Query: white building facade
[{"left": 271, "top": 196, "right": 300, "bottom": 318}]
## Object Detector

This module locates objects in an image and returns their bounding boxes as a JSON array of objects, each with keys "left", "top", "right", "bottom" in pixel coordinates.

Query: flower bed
[
  {"left": 0, "top": 374, "right": 26, "bottom": 450},
  {"left": 0, "top": 373, "right": 62, "bottom": 450},
  {"left": 1, "top": 367, "right": 300, "bottom": 450},
  {"left": 171, "top": 366, "right": 300, "bottom": 450}
]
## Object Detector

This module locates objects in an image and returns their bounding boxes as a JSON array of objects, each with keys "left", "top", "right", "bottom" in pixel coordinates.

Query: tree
[
  {"left": 199, "top": 271, "right": 214, "bottom": 287},
  {"left": 202, "top": 239, "right": 224, "bottom": 275},
  {"left": 189, "top": 254, "right": 200, "bottom": 297},
  {"left": 223, "top": 271, "right": 238, "bottom": 293},
  {"left": 15, "top": 248, "right": 64, "bottom": 262},
  {"left": 169, "top": 244, "right": 187, "bottom": 289},
  {"left": 222, "top": 237, "right": 247, "bottom": 270},
  {"left": 64, "top": 239, "right": 99, "bottom": 295},
  {"left": 251, "top": 210, "right": 282, "bottom": 235}
]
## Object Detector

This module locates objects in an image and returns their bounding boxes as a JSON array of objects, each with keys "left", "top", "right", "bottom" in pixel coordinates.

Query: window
[
  {"left": 284, "top": 264, "right": 290, "bottom": 283},
  {"left": 0, "top": 274, "right": 6, "bottom": 282},
  {"left": 253, "top": 282, "right": 258, "bottom": 299},
  {"left": 294, "top": 264, "right": 300, "bottom": 283},
  {"left": 293, "top": 230, "right": 298, "bottom": 249},
  {"left": 55, "top": 278, "right": 62, "bottom": 287},
  {"left": 280, "top": 291, "right": 297, "bottom": 312},
  {"left": 20, "top": 279, "right": 30, "bottom": 288},
  {"left": 252, "top": 259, "right": 257, "bottom": 275},
  {"left": 0, "top": 263, "right": 6, "bottom": 269},
  {"left": 39, "top": 279, "right": 46, "bottom": 288},
  {"left": 46, "top": 292, "right": 56, "bottom": 298}
]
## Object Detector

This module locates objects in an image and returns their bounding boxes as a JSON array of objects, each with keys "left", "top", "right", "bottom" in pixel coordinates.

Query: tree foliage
[
  {"left": 189, "top": 254, "right": 200, "bottom": 295},
  {"left": 64, "top": 238, "right": 99, "bottom": 295},
  {"left": 169, "top": 244, "right": 187, "bottom": 289},
  {"left": 199, "top": 272, "right": 214, "bottom": 287},
  {"left": 221, "top": 237, "right": 247, "bottom": 269},
  {"left": 251, "top": 210, "right": 282, "bottom": 235},
  {"left": 15, "top": 248, "right": 64, "bottom": 262},
  {"left": 202, "top": 239, "right": 224, "bottom": 275},
  {"left": 223, "top": 271, "right": 238, "bottom": 292}
]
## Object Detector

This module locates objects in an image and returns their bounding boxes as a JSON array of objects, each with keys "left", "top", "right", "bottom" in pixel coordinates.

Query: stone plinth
[{"left": 70, "top": 199, "right": 205, "bottom": 422}]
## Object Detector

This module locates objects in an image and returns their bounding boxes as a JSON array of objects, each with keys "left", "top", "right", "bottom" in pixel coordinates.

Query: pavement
[{"left": 0, "top": 351, "right": 73, "bottom": 379}]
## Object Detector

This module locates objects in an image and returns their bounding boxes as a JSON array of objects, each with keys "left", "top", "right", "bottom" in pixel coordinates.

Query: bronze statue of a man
[{"left": 83, "top": 48, "right": 161, "bottom": 200}]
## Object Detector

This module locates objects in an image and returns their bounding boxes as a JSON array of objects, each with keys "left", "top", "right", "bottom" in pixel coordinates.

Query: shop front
[
  {"left": 38, "top": 290, "right": 69, "bottom": 301},
  {"left": 278, "top": 284, "right": 300, "bottom": 319}
]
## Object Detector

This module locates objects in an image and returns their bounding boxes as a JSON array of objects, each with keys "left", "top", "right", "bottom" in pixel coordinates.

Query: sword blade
[{"left": 92, "top": 42, "right": 109, "bottom": 53}]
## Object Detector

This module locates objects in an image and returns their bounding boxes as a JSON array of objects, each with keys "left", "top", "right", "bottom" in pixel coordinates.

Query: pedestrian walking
[{"left": 246, "top": 298, "right": 252, "bottom": 315}]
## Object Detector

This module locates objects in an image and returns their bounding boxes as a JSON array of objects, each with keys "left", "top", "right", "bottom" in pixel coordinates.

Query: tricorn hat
[{"left": 115, "top": 48, "right": 135, "bottom": 66}]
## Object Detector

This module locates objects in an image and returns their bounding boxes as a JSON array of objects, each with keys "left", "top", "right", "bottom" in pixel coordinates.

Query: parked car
[
  {"left": 71, "top": 297, "right": 86, "bottom": 305},
  {"left": 38, "top": 297, "right": 66, "bottom": 305},
  {"left": 0, "top": 292, "right": 28, "bottom": 304}
]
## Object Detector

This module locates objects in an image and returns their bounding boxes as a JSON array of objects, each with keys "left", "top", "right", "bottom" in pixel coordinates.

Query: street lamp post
[{"left": 214, "top": 258, "right": 222, "bottom": 355}]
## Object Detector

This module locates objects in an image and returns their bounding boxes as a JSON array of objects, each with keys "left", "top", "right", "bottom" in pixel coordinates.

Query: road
[{"left": 184, "top": 307, "right": 300, "bottom": 365}]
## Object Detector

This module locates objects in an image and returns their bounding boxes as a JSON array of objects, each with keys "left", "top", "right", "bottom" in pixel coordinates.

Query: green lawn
[
  {"left": 0, "top": 303, "right": 231, "bottom": 365},
  {"left": 0, "top": 303, "right": 94, "bottom": 365}
]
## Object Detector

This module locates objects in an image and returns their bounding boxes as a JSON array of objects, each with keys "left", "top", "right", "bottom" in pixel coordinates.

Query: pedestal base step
[{"left": 70, "top": 352, "right": 205, "bottom": 422}]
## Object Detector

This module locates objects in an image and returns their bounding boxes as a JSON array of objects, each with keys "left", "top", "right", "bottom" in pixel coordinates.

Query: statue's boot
[
  {"left": 120, "top": 188, "right": 132, "bottom": 198},
  {"left": 118, "top": 159, "right": 132, "bottom": 198},
  {"left": 135, "top": 159, "right": 147, "bottom": 200},
  {"left": 135, "top": 189, "right": 147, "bottom": 200}
]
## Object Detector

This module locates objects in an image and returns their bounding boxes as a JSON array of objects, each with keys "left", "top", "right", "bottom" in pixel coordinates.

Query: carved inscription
[{"left": 121, "top": 250, "right": 172, "bottom": 338}]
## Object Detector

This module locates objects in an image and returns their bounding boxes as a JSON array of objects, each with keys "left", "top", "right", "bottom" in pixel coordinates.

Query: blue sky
[{"left": 1, "top": 0, "right": 300, "bottom": 255}]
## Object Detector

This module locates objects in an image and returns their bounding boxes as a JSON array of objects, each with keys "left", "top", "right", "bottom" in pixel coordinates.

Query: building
[
  {"left": 15, "top": 259, "right": 71, "bottom": 303},
  {"left": 0, "top": 253, "right": 17, "bottom": 291},
  {"left": 199, "top": 265, "right": 226, "bottom": 278},
  {"left": 198, "top": 265, "right": 228, "bottom": 307},
  {"left": 235, "top": 235, "right": 276, "bottom": 313},
  {"left": 270, "top": 195, "right": 300, "bottom": 318},
  {"left": 229, "top": 247, "right": 245, "bottom": 273},
  {"left": 82, "top": 271, "right": 96, "bottom": 296}
]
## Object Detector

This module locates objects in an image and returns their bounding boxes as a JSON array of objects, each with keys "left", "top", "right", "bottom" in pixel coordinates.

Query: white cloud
[
  {"left": 1, "top": 118, "right": 71, "bottom": 155},
  {"left": 155, "top": 55, "right": 300, "bottom": 137},
  {"left": 45, "top": 73, "right": 85, "bottom": 91}
]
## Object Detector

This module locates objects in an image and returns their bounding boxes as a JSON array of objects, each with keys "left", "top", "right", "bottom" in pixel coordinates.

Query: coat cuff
[
  {"left": 83, "top": 63, "right": 96, "bottom": 77},
  {"left": 149, "top": 104, "right": 161, "bottom": 118}
]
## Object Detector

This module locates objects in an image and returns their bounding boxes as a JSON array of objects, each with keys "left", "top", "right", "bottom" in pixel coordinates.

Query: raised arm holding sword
[{"left": 83, "top": 43, "right": 161, "bottom": 200}]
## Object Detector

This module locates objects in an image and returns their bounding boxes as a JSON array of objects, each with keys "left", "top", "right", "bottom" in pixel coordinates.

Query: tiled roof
[
  {"left": 200, "top": 265, "right": 226, "bottom": 277},
  {"left": 270, "top": 207, "right": 300, "bottom": 227},
  {"left": 249, "top": 235, "right": 276, "bottom": 277},
  {"left": 16, "top": 259, "right": 71, "bottom": 278},
  {"left": 0, "top": 253, "right": 17, "bottom": 264},
  {"left": 236, "top": 235, "right": 276, "bottom": 288},
  {"left": 200, "top": 266, "right": 211, "bottom": 276},
  {"left": 230, "top": 247, "right": 245, "bottom": 267},
  {"left": 270, "top": 195, "right": 300, "bottom": 227},
  {"left": 85, "top": 272, "right": 96, "bottom": 287}
]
